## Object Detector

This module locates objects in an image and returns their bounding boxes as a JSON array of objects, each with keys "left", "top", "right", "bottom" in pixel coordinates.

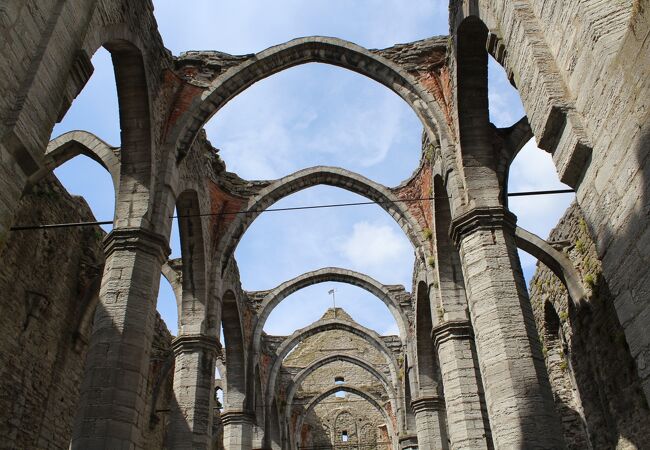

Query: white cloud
[
  {"left": 382, "top": 322, "right": 400, "bottom": 336},
  {"left": 340, "top": 221, "right": 411, "bottom": 271},
  {"left": 508, "top": 139, "right": 574, "bottom": 237},
  {"left": 207, "top": 63, "right": 420, "bottom": 185}
]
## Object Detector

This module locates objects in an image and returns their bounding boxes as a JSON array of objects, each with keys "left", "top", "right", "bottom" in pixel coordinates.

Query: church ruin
[{"left": 1, "top": 1, "right": 650, "bottom": 448}]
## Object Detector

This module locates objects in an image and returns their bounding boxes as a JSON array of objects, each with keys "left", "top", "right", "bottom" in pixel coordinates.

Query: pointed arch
[
  {"left": 170, "top": 36, "right": 452, "bottom": 162},
  {"left": 216, "top": 166, "right": 428, "bottom": 273},
  {"left": 415, "top": 281, "right": 440, "bottom": 396},
  {"left": 176, "top": 190, "right": 209, "bottom": 335},
  {"left": 221, "top": 290, "right": 247, "bottom": 410},
  {"left": 433, "top": 174, "right": 470, "bottom": 317},
  {"left": 252, "top": 267, "right": 409, "bottom": 360},
  {"left": 26, "top": 131, "right": 120, "bottom": 193},
  {"left": 294, "top": 385, "right": 397, "bottom": 450},
  {"left": 284, "top": 353, "right": 399, "bottom": 448}
]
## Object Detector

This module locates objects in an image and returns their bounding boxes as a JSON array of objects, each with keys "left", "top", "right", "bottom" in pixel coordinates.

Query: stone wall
[
  {"left": 529, "top": 202, "right": 650, "bottom": 449},
  {"left": 0, "top": 175, "right": 104, "bottom": 449},
  {"left": 0, "top": 175, "right": 174, "bottom": 449},
  {"left": 279, "top": 309, "right": 396, "bottom": 449}
]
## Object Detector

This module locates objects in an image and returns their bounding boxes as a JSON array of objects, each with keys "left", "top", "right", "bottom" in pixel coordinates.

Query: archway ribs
[
  {"left": 167, "top": 36, "right": 454, "bottom": 159},
  {"left": 2, "top": 2, "right": 649, "bottom": 449},
  {"left": 393, "top": 155, "right": 435, "bottom": 255}
]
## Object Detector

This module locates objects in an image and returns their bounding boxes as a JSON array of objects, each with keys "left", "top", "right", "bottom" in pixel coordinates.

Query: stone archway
[
  {"left": 169, "top": 36, "right": 452, "bottom": 162},
  {"left": 214, "top": 166, "right": 428, "bottom": 274},
  {"left": 294, "top": 385, "right": 398, "bottom": 450},
  {"left": 284, "top": 353, "right": 399, "bottom": 449}
]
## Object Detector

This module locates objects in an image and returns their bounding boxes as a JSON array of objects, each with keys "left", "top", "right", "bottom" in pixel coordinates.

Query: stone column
[
  {"left": 450, "top": 207, "right": 564, "bottom": 448},
  {"left": 398, "top": 434, "right": 418, "bottom": 449},
  {"left": 432, "top": 320, "right": 490, "bottom": 449},
  {"left": 411, "top": 396, "right": 447, "bottom": 449},
  {"left": 71, "top": 228, "right": 170, "bottom": 449},
  {"left": 169, "top": 334, "right": 221, "bottom": 449},
  {"left": 221, "top": 410, "right": 254, "bottom": 450}
]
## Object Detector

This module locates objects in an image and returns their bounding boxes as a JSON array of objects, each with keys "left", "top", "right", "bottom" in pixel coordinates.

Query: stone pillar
[
  {"left": 450, "top": 207, "right": 564, "bottom": 448},
  {"left": 432, "top": 320, "right": 490, "bottom": 449},
  {"left": 222, "top": 410, "right": 254, "bottom": 450},
  {"left": 169, "top": 334, "right": 221, "bottom": 449},
  {"left": 398, "top": 434, "right": 418, "bottom": 449},
  {"left": 71, "top": 228, "right": 170, "bottom": 449},
  {"left": 411, "top": 396, "right": 447, "bottom": 449}
]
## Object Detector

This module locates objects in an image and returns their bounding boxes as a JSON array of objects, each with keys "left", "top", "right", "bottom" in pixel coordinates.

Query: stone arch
[
  {"left": 433, "top": 174, "right": 470, "bottom": 318},
  {"left": 450, "top": 3, "right": 595, "bottom": 188},
  {"left": 216, "top": 166, "right": 427, "bottom": 273},
  {"left": 455, "top": 15, "right": 502, "bottom": 206},
  {"left": 106, "top": 39, "right": 155, "bottom": 227},
  {"left": 171, "top": 36, "right": 452, "bottom": 161},
  {"left": 161, "top": 259, "right": 183, "bottom": 314},
  {"left": 221, "top": 290, "right": 247, "bottom": 409},
  {"left": 263, "top": 319, "right": 400, "bottom": 447},
  {"left": 266, "top": 319, "right": 400, "bottom": 405},
  {"left": 284, "top": 353, "right": 400, "bottom": 447},
  {"left": 403, "top": 354, "right": 417, "bottom": 432},
  {"left": 294, "top": 385, "right": 397, "bottom": 450},
  {"left": 176, "top": 190, "right": 209, "bottom": 335},
  {"left": 252, "top": 267, "right": 409, "bottom": 360},
  {"left": 26, "top": 131, "right": 120, "bottom": 194},
  {"left": 415, "top": 281, "right": 439, "bottom": 396},
  {"left": 66, "top": 29, "right": 159, "bottom": 226},
  {"left": 334, "top": 410, "right": 358, "bottom": 444},
  {"left": 63, "top": 29, "right": 157, "bottom": 228},
  {"left": 514, "top": 226, "right": 588, "bottom": 306},
  {"left": 360, "top": 421, "right": 378, "bottom": 444}
]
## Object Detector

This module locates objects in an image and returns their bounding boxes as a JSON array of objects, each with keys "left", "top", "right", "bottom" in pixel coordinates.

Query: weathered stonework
[
  {"left": 0, "top": 176, "right": 174, "bottom": 450},
  {"left": 1, "top": 1, "right": 649, "bottom": 448},
  {"left": 529, "top": 202, "right": 650, "bottom": 449},
  {"left": 277, "top": 309, "right": 397, "bottom": 449}
]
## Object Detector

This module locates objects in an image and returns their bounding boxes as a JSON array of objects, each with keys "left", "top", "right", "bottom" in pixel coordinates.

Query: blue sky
[{"left": 51, "top": 1, "right": 573, "bottom": 338}]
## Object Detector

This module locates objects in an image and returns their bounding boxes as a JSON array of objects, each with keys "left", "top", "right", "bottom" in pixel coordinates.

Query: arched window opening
[
  {"left": 214, "top": 364, "right": 224, "bottom": 412},
  {"left": 335, "top": 378, "right": 346, "bottom": 398},
  {"left": 53, "top": 48, "right": 120, "bottom": 146},
  {"left": 221, "top": 290, "right": 246, "bottom": 409},
  {"left": 487, "top": 55, "right": 525, "bottom": 128},
  {"left": 488, "top": 51, "right": 576, "bottom": 287},
  {"left": 205, "top": 64, "right": 422, "bottom": 186},
  {"left": 157, "top": 275, "right": 178, "bottom": 336},
  {"left": 51, "top": 154, "right": 115, "bottom": 233},
  {"left": 544, "top": 300, "right": 562, "bottom": 343},
  {"left": 416, "top": 281, "right": 438, "bottom": 393},
  {"left": 508, "top": 139, "right": 575, "bottom": 285},
  {"left": 51, "top": 48, "right": 119, "bottom": 233},
  {"left": 214, "top": 387, "right": 224, "bottom": 411}
]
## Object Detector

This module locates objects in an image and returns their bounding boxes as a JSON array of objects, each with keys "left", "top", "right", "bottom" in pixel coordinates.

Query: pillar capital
[
  {"left": 172, "top": 334, "right": 221, "bottom": 356},
  {"left": 398, "top": 434, "right": 418, "bottom": 448},
  {"left": 431, "top": 319, "right": 473, "bottom": 348},
  {"left": 450, "top": 206, "right": 517, "bottom": 247},
  {"left": 220, "top": 410, "right": 256, "bottom": 426},
  {"left": 103, "top": 227, "right": 170, "bottom": 263},
  {"left": 411, "top": 395, "right": 445, "bottom": 414}
]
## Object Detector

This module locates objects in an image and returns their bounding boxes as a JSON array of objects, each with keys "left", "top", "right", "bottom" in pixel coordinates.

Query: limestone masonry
[{"left": 0, "top": 1, "right": 649, "bottom": 449}]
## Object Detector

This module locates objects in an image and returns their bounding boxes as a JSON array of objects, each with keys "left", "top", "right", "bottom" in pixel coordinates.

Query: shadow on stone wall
[{"left": 530, "top": 195, "right": 650, "bottom": 449}]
